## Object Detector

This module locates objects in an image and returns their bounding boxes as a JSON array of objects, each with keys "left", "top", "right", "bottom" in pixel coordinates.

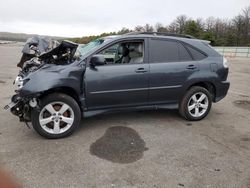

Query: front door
[{"left": 85, "top": 40, "right": 149, "bottom": 110}]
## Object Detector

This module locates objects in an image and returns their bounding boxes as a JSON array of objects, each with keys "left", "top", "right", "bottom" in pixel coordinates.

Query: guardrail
[{"left": 213, "top": 46, "right": 250, "bottom": 58}]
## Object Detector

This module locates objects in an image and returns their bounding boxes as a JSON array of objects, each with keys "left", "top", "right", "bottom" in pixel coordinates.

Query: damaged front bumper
[{"left": 4, "top": 94, "right": 34, "bottom": 122}]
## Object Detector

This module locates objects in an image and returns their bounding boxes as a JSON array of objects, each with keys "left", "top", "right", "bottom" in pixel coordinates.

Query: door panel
[
  {"left": 149, "top": 61, "right": 198, "bottom": 104},
  {"left": 85, "top": 63, "right": 149, "bottom": 109}
]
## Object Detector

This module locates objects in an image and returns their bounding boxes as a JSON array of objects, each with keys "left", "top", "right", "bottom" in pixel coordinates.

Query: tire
[
  {"left": 179, "top": 86, "right": 212, "bottom": 121},
  {"left": 31, "top": 93, "right": 81, "bottom": 139}
]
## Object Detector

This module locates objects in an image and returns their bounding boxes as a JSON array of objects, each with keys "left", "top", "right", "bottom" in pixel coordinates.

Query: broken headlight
[{"left": 13, "top": 76, "right": 30, "bottom": 90}]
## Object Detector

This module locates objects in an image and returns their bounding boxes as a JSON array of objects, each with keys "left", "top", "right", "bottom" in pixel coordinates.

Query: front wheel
[
  {"left": 179, "top": 86, "right": 212, "bottom": 121},
  {"left": 31, "top": 93, "right": 81, "bottom": 139}
]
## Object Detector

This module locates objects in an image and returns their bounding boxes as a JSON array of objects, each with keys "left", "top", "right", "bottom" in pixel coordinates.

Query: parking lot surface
[{"left": 0, "top": 43, "right": 250, "bottom": 188}]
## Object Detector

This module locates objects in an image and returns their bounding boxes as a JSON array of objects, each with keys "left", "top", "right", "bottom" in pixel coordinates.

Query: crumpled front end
[
  {"left": 5, "top": 62, "right": 85, "bottom": 124},
  {"left": 4, "top": 37, "right": 85, "bottom": 126},
  {"left": 4, "top": 94, "right": 37, "bottom": 122}
]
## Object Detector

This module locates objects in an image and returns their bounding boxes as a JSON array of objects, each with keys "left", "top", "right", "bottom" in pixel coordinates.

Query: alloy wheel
[
  {"left": 187, "top": 92, "right": 209, "bottom": 118},
  {"left": 39, "top": 102, "right": 75, "bottom": 134}
]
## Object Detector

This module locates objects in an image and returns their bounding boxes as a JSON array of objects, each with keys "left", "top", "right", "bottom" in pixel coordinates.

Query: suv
[{"left": 5, "top": 32, "right": 230, "bottom": 138}]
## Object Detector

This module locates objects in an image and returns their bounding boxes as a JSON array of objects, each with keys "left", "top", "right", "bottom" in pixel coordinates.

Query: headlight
[{"left": 13, "top": 76, "right": 29, "bottom": 90}]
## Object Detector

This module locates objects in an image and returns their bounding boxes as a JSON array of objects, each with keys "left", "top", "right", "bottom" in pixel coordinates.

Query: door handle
[
  {"left": 186, "top": 64, "right": 197, "bottom": 70},
  {"left": 135, "top": 68, "right": 147, "bottom": 73}
]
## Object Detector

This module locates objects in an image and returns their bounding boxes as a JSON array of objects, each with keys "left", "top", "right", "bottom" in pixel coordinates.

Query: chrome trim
[
  {"left": 150, "top": 85, "right": 181, "bottom": 90},
  {"left": 91, "top": 87, "right": 147, "bottom": 94},
  {"left": 90, "top": 85, "right": 181, "bottom": 94}
]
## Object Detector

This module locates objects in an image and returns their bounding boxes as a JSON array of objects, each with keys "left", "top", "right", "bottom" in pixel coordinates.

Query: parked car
[{"left": 5, "top": 32, "right": 230, "bottom": 138}]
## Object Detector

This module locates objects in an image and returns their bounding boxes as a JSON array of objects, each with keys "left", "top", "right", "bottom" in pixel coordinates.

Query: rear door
[{"left": 148, "top": 38, "right": 200, "bottom": 104}]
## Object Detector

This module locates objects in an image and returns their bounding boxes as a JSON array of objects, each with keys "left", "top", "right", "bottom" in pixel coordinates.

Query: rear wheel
[
  {"left": 179, "top": 86, "right": 212, "bottom": 121},
  {"left": 31, "top": 93, "right": 81, "bottom": 139}
]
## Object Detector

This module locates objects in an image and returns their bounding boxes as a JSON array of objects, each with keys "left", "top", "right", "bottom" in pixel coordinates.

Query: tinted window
[
  {"left": 185, "top": 45, "right": 207, "bottom": 60},
  {"left": 149, "top": 39, "right": 179, "bottom": 63},
  {"left": 149, "top": 39, "right": 193, "bottom": 63},
  {"left": 178, "top": 43, "right": 192, "bottom": 61}
]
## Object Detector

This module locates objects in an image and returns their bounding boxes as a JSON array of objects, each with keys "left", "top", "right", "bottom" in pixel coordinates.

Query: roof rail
[{"left": 124, "top": 32, "right": 195, "bottom": 39}]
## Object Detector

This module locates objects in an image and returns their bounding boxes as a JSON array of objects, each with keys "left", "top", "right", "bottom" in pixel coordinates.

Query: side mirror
[{"left": 90, "top": 55, "right": 106, "bottom": 66}]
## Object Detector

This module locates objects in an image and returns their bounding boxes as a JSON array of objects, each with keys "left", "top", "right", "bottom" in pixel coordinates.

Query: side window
[
  {"left": 99, "top": 44, "right": 119, "bottom": 63},
  {"left": 184, "top": 44, "right": 207, "bottom": 60},
  {"left": 149, "top": 39, "right": 179, "bottom": 63},
  {"left": 97, "top": 41, "right": 144, "bottom": 64},
  {"left": 149, "top": 39, "right": 207, "bottom": 63},
  {"left": 178, "top": 43, "right": 193, "bottom": 61}
]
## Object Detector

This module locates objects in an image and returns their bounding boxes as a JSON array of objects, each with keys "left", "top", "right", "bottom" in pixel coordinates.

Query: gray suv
[{"left": 5, "top": 32, "right": 230, "bottom": 138}]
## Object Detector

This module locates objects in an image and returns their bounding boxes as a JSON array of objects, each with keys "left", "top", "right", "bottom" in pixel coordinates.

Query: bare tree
[
  {"left": 233, "top": 15, "right": 245, "bottom": 45},
  {"left": 205, "top": 17, "right": 216, "bottom": 31},
  {"left": 134, "top": 25, "right": 144, "bottom": 32},
  {"left": 242, "top": 6, "right": 250, "bottom": 44},
  {"left": 196, "top": 18, "right": 205, "bottom": 30},
  {"left": 176, "top": 15, "right": 188, "bottom": 34},
  {"left": 155, "top": 23, "right": 168, "bottom": 32},
  {"left": 167, "top": 15, "right": 188, "bottom": 34},
  {"left": 168, "top": 21, "right": 178, "bottom": 33},
  {"left": 144, "top": 24, "right": 154, "bottom": 32}
]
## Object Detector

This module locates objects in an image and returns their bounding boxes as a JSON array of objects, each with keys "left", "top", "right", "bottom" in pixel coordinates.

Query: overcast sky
[{"left": 0, "top": 0, "right": 249, "bottom": 37}]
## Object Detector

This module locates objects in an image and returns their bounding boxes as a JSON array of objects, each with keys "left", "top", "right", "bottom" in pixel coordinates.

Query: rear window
[
  {"left": 150, "top": 39, "right": 179, "bottom": 62},
  {"left": 184, "top": 44, "right": 207, "bottom": 60},
  {"left": 149, "top": 39, "right": 193, "bottom": 63}
]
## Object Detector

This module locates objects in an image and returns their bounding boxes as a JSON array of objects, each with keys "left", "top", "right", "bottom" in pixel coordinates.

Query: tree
[
  {"left": 176, "top": 15, "right": 188, "bottom": 34},
  {"left": 168, "top": 15, "right": 187, "bottom": 34},
  {"left": 233, "top": 15, "right": 245, "bottom": 45},
  {"left": 155, "top": 23, "right": 168, "bottom": 32},
  {"left": 134, "top": 25, "right": 144, "bottom": 32},
  {"left": 184, "top": 20, "right": 202, "bottom": 38},
  {"left": 168, "top": 21, "right": 178, "bottom": 33},
  {"left": 117, "top": 27, "right": 131, "bottom": 34},
  {"left": 144, "top": 24, "right": 154, "bottom": 32},
  {"left": 242, "top": 6, "right": 250, "bottom": 45},
  {"left": 201, "top": 32, "right": 215, "bottom": 45},
  {"left": 134, "top": 24, "right": 154, "bottom": 32},
  {"left": 205, "top": 17, "right": 216, "bottom": 31},
  {"left": 69, "top": 6, "right": 250, "bottom": 47}
]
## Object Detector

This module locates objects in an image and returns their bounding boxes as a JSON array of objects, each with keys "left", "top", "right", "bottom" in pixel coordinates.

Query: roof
[
  {"left": 124, "top": 32, "right": 195, "bottom": 39},
  {"left": 98, "top": 32, "right": 219, "bottom": 57},
  {"left": 112, "top": 32, "right": 211, "bottom": 46}
]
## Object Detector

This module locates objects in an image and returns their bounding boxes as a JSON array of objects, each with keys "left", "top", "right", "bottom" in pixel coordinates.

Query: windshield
[{"left": 77, "top": 38, "right": 105, "bottom": 56}]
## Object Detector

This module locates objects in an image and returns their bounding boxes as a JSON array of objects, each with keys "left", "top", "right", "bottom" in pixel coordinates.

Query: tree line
[{"left": 70, "top": 6, "right": 250, "bottom": 46}]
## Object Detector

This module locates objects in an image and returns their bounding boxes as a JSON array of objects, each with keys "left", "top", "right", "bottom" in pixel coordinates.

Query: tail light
[{"left": 223, "top": 57, "right": 229, "bottom": 68}]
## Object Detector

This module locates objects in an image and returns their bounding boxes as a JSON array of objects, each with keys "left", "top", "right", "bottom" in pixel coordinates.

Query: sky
[{"left": 0, "top": 0, "right": 249, "bottom": 37}]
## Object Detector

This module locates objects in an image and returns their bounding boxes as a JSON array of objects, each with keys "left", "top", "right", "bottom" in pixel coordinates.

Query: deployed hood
[
  {"left": 22, "top": 36, "right": 59, "bottom": 55},
  {"left": 39, "top": 40, "right": 78, "bottom": 62},
  {"left": 18, "top": 36, "right": 59, "bottom": 68},
  {"left": 18, "top": 38, "right": 79, "bottom": 76}
]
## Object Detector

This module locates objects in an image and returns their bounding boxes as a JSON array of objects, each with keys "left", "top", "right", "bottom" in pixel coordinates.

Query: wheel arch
[
  {"left": 38, "top": 87, "right": 82, "bottom": 111},
  {"left": 186, "top": 81, "right": 216, "bottom": 102}
]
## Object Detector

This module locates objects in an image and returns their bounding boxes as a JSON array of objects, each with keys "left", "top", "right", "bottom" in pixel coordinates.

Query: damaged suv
[{"left": 5, "top": 32, "right": 230, "bottom": 139}]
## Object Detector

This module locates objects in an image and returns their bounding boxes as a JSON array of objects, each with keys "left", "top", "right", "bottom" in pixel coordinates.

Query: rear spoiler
[
  {"left": 202, "top": 40, "right": 211, "bottom": 44},
  {"left": 192, "top": 39, "right": 211, "bottom": 44}
]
